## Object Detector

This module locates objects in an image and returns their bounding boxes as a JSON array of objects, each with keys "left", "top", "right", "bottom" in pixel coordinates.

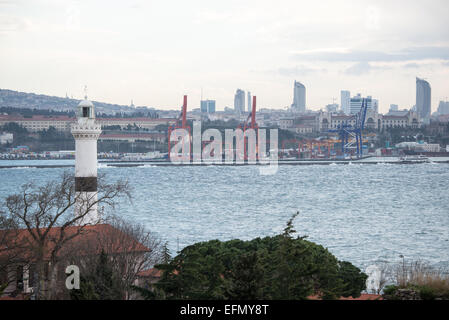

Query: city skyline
[{"left": 0, "top": 0, "right": 448, "bottom": 112}]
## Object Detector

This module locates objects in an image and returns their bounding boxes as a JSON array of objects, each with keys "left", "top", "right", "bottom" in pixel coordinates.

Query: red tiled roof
[
  {"left": 100, "top": 133, "right": 165, "bottom": 139},
  {"left": 307, "top": 294, "right": 383, "bottom": 300},
  {"left": 382, "top": 115, "right": 407, "bottom": 119},
  {"left": 0, "top": 224, "right": 150, "bottom": 262},
  {"left": 0, "top": 295, "right": 27, "bottom": 300},
  {"left": 98, "top": 118, "right": 175, "bottom": 122},
  {"left": 0, "top": 115, "right": 176, "bottom": 123},
  {"left": 332, "top": 116, "right": 353, "bottom": 120},
  {"left": 0, "top": 115, "right": 74, "bottom": 121},
  {"left": 137, "top": 268, "right": 162, "bottom": 278},
  {"left": 137, "top": 268, "right": 179, "bottom": 278},
  {"left": 294, "top": 124, "right": 314, "bottom": 128},
  {"left": 339, "top": 294, "right": 383, "bottom": 300},
  {"left": 297, "top": 116, "right": 316, "bottom": 120}
]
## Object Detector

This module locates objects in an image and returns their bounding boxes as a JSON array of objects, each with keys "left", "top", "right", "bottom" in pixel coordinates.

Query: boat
[{"left": 399, "top": 155, "right": 430, "bottom": 163}]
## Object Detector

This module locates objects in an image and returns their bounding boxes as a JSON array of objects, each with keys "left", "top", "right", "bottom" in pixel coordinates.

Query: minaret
[{"left": 71, "top": 90, "right": 102, "bottom": 223}]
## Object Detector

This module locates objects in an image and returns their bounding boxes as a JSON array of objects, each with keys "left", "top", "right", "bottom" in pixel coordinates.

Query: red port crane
[
  {"left": 237, "top": 96, "right": 258, "bottom": 160},
  {"left": 167, "top": 95, "right": 190, "bottom": 160}
]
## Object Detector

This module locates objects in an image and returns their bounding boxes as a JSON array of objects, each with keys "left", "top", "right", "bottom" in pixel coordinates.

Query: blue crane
[{"left": 329, "top": 98, "right": 369, "bottom": 158}]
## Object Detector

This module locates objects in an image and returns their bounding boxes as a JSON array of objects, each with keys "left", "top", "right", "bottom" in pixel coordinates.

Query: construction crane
[
  {"left": 236, "top": 96, "right": 258, "bottom": 160},
  {"left": 167, "top": 95, "right": 189, "bottom": 160},
  {"left": 237, "top": 96, "right": 257, "bottom": 131},
  {"left": 329, "top": 98, "right": 369, "bottom": 158}
]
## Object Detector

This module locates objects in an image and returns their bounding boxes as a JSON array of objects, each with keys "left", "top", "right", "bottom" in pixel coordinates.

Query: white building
[
  {"left": 341, "top": 90, "right": 351, "bottom": 115},
  {"left": 0, "top": 132, "right": 13, "bottom": 144},
  {"left": 0, "top": 115, "right": 175, "bottom": 132},
  {"left": 247, "top": 91, "right": 252, "bottom": 112},
  {"left": 349, "top": 94, "right": 377, "bottom": 114},
  {"left": 71, "top": 97, "right": 102, "bottom": 224}
]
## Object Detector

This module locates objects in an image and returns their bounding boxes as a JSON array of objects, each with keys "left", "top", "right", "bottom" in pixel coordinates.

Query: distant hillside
[{"left": 0, "top": 89, "right": 146, "bottom": 115}]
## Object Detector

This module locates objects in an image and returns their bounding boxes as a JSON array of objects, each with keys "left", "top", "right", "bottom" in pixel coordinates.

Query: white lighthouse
[{"left": 71, "top": 93, "right": 102, "bottom": 223}]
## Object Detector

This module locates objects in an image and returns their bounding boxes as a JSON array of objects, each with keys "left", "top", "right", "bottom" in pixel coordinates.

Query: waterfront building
[
  {"left": 0, "top": 132, "right": 13, "bottom": 144},
  {"left": 0, "top": 115, "right": 175, "bottom": 132},
  {"left": 279, "top": 109, "right": 420, "bottom": 133}
]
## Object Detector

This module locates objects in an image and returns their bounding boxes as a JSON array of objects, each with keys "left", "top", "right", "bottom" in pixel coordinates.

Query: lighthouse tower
[{"left": 71, "top": 93, "right": 102, "bottom": 223}]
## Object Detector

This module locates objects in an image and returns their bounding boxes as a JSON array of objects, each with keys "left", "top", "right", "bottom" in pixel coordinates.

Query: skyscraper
[
  {"left": 291, "top": 81, "right": 306, "bottom": 113},
  {"left": 437, "top": 101, "right": 449, "bottom": 115},
  {"left": 201, "top": 100, "right": 216, "bottom": 113},
  {"left": 341, "top": 90, "right": 351, "bottom": 115},
  {"left": 389, "top": 104, "right": 399, "bottom": 112},
  {"left": 247, "top": 91, "right": 251, "bottom": 112},
  {"left": 207, "top": 100, "right": 216, "bottom": 113},
  {"left": 349, "top": 94, "right": 373, "bottom": 114},
  {"left": 200, "top": 100, "right": 208, "bottom": 113},
  {"left": 234, "top": 89, "right": 245, "bottom": 113},
  {"left": 416, "top": 77, "right": 431, "bottom": 121}
]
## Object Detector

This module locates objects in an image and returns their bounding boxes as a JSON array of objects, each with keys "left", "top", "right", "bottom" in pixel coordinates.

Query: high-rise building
[
  {"left": 326, "top": 104, "right": 339, "bottom": 113},
  {"left": 437, "top": 101, "right": 449, "bottom": 115},
  {"left": 341, "top": 90, "right": 351, "bottom": 115},
  {"left": 372, "top": 99, "right": 379, "bottom": 113},
  {"left": 201, "top": 100, "right": 216, "bottom": 113},
  {"left": 234, "top": 89, "right": 245, "bottom": 113},
  {"left": 247, "top": 92, "right": 251, "bottom": 112},
  {"left": 200, "top": 100, "right": 208, "bottom": 113},
  {"left": 416, "top": 77, "right": 431, "bottom": 121},
  {"left": 390, "top": 104, "right": 399, "bottom": 112},
  {"left": 349, "top": 94, "right": 374, "bottom": 114},
  {"left": 291, "top": 81, "right": 306, "bottom": 113},
  {"left": 207, "top": 100, "right": 216, "bottom": 113}
]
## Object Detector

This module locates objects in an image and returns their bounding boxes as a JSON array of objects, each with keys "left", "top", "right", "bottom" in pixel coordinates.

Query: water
[{"left": 1, "top": 160, "right": 448, "bottom": 270}]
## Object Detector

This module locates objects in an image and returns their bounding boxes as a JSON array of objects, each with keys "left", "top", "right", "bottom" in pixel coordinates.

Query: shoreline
[{"left": 1, "top": 159, "right": 448, "bottom": 169}]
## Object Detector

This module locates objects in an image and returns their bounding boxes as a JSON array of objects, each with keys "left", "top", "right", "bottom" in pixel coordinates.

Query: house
[{"left": 0, "top": 223, "right": 151, "bottom": 299}]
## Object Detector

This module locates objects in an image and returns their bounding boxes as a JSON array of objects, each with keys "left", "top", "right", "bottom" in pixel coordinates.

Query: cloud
[
  {"left": 277, "top": 65, "right": 326, "bottom": 77},
  {"left": 404, "top": 63, "right": 420, "bottom": 68},
  {"left": 345, "top": 62, "right": 373, "bottom": 75},
  {"left": 292, "top": 46, "right": 449, "bottom": 63},
  {"left": 344, "top": 62, "right": 391, "bottom": 75}
]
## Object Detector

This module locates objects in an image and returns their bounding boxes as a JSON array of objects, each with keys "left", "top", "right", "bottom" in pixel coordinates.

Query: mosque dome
[{"left": 78, "top": 99, "right": 94, "bottom": 107}]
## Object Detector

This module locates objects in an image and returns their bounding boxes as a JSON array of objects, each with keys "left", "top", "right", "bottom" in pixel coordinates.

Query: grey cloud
[
  {"left": 345, "top": 62, "right": 373, "bottom": 75},
  {"left": 277, "top": 65, "right": 326, "bottom": 77},
  {"left": 344, "top": 62, "right": 391, "bottom": 76},
  {"left": 404, "top": 63, "right": 420, "bottom": 68},
  {"left": 293, "top": 46, "right": 449, "bottom": 62}
]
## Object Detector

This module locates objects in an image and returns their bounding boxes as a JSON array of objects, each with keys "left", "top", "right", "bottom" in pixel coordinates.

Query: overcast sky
[{"left": 1, "top": 0, "right": 448, "bottom": 112}]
